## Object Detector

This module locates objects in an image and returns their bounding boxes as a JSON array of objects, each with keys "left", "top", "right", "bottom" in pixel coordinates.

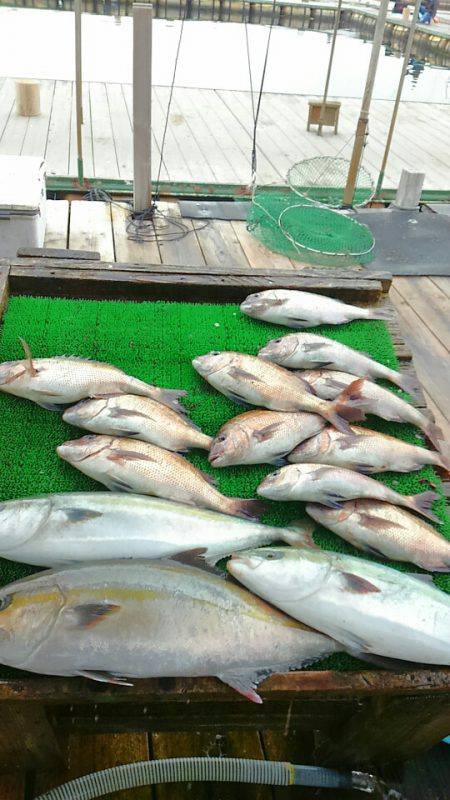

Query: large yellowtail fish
[
  {"left": 0, "top": 561, "right": 339, "bottom": 702},
  {"left": 228, "top": 546, "right": 450, "bottom": 667},
  {"left": 0, "top": 493, "right": 304, "bottom": 568}
]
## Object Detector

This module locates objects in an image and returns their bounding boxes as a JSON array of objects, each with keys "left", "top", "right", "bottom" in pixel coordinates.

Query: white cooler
[{"left": 0, "top": 155, "right": 46, "bottom": 258}]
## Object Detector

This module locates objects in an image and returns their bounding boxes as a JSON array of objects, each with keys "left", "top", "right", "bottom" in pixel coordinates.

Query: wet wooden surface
[{"left": 4, "top": 202, "right": 450, "bottom": 796}]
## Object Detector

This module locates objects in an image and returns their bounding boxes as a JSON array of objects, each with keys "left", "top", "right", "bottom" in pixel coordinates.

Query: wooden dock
[
  {"left": 41, "top": 199, "right": 450, "bottom": 444},
  {"left": 1, "top": 78, "right": 449, "bottom": 190},
  {"left": 0, "top": 199, "right": 449, "bottom": 797}
]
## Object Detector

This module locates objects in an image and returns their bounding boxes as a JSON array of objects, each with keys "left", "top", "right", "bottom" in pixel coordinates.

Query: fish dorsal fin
[
  {"left": 69, "top": 602, "right": 120, "bottom": 628},
  {"left": 19, "top": 338, "right": 38, "bottom": 377},
  {"left": 340, "top": 572, "right": 381, "bottom": 594}
]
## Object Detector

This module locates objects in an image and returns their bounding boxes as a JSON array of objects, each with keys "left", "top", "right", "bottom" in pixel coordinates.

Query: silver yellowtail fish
[
  {"left": 306, "top": 500, "right": 450, "bottom": 572},
  {"left": 0, "top": 339, "right": 186, "bottom": 413},
  {"left": 57, "top": 435, "right": 264, "bottom": 520},
  {"left": 0, "top": 493, "right": 304, "bottom": 568},
  {"left": 192, "top": 351, "right": 366, "bottom": 434},
  {"left": 63, "top": 394, "right": 212, "bottom": 452},
  {"left": 295, "top": 369, "right": 444, "bottom": 451},
  {"left": 240, "top": 289, "right": 390, "bottom": 329},
  {"left": 0, "top": 561, "right": 339, "bottom": 702},
  {"left": 288, "top": 425, "right": 449, "bottom": 474},
  {"left": 258, "top": 464, "right": 440, "bottom": 523},
  {"left": 258, "top": 333, "right": 414, "bottom": 393},
  {"left": 228, "top": 546, "right": 450, "bottom": 666},
  {"left": 209, "top": 410, "right": 326, "bottom": 467}
]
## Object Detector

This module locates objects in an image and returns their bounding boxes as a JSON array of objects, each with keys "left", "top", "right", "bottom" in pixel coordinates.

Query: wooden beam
[
  {"left": 133, "top": 3, "right": 153, "bottom": 213},
  {"left": 0, "top": 265, "right": 9, "bottom": 319},
  {"left": 0, "top": 703, "right": 65, "bottom": 773},
  {"left": 74, "top": 0, "right": 84, "bottom": 186}
]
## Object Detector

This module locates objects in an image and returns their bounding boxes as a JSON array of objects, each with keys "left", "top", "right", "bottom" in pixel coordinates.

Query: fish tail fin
[
  {"left": 280, "top": 519, "right": 318, "bottom": 549},
  {"left": 154, "top": 387, "right": 188, "bottom": 414},
  {"left": 326, "top": 378, "right": 368, "bottom": 432},
  {"left": 407, "top": 490, "right": 441, "bottom": 523},
  {"left": 366, "top": 307, "right": 393, "bottom": 322},
  {"left": 395, "top": 372, "right": 416, "bottom": 394},
  {"left": 227, "top": 498, "right": 266, "bottom": 522}
]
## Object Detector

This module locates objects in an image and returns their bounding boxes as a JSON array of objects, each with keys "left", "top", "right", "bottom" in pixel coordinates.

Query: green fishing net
[
  {"left": 247, "top": 188, "right": 375, "bottom": 267},
  {"left": 287, "top": 157, "right": 375, "bottom": 209}
]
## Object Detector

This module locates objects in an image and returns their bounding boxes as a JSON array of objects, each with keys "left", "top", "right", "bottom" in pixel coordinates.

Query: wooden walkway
[
  {"left": 1, "top": 78, "right": 450, "bottom": 189},
  {"left": 2, "top": 199, "right": 449, "bottom": 798},
  {"left": 42, "top": 199, "right": 450, "bottom": 444}
]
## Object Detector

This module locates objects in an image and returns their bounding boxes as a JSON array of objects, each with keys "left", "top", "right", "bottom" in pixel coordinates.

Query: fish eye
[
  {"left": 210, "top": 351, "right": 221, "bottom": 357},
  {"left": 271, "top": 470, "right": 281, "bottom": 478},
  {"left": 216, "top": 434, "right": 226, "bottom": 442},
  {"left": 0, "top": 595, "right": 12, "bottom": 612},
  {"left": 264, "top": 552, "right": 283, "bottom": 560},
  {"left": 273, "top": 339, "right": 282, "bottom": 344}
]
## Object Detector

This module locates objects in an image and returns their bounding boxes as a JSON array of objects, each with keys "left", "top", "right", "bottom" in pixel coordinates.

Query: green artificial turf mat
[{"left": 0, "top": 295, "right": 448, "bottom": 679}]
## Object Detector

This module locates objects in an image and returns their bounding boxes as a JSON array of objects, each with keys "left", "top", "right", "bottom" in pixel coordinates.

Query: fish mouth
[{"left": 229, "top": 553, "right": 263, "bottom": 570}]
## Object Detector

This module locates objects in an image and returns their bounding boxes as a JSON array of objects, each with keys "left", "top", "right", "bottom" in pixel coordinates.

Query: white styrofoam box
[{"left": 0, "top": 155, "right": 46, "bottom": 257}]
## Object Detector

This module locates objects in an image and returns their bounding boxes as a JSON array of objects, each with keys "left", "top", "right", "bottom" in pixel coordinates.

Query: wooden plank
[
  {"left": 0, "top": 79, "right": 15, "bottom": 146},
  {"left": 0, "top": 88, "right": 29, "bottom": 158},
  {"left": 263, "top": 729, "right": 316, "bottom": 800},
  {"left": 394, "top": 277, "right": 450, "bottom": 351},
  {"left": 21, "top": 80, "right": 55, "bottom": 159},
  {"left": 68, "top": 201, "right": 115, "bottom": 261},
  {"left": 45, "top": 80, "right": 72, "bottom": 177},
  {"left": 33, "top": 733, "right": 150, "bottom": 799},
  {"left": 90, "top": 82, "right": 120, "bottom": 179},
  {"left": 44, "top": 200, "right": 70, "bottom": 250},
  {"left": 0, "top": 266, "right": 9, "bottom": 319},
  {"left": 152, "top": 730, "right": 271, "bottom": 800},
  {"left": 0, "top": 773, "right": 26, "bottom": 799},
  {"left": 231, "top": 221, "right": 296, "bottom": 270},
  {"left": 317, "top": 693, "right": 450, "bottom": 767},
  {"left": 0, "top": 703, "right": 64, "bottom": 772},
  {"left": 69, "top": 81, "right": 94, "bottom": 179},
  {"left": 193, "top": 219, "right": 250, "bottom": 267},
  {"left": 0, "top": 669, "right": 449, "bottom": 704},
  {"left": 111, "top": 202, "right": 161, "bottom": 264},
  {"left": 151, "top": 87, "right": 193, "bottom": 182},
  {"left": 17, "top": 247, "right": 100, "bottom": 261},
  {"left": 431, "top": 277, "right": 450, "bottom": 299},
  {"left": 167, "top": 88, "right": 227, "bottom": 183},
  {"left": 106, "top": 83, "right": 133, "bottom": 180},
  {"left": 155, "top": 201, "right": 206, "bottom": 267},
  {"left": 390, "top": 284, "right": 450, "bottom": 433}
]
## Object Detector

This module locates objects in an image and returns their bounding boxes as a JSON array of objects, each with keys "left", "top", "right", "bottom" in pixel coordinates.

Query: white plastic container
[{"left": 0, "top": 155, "right": 46, "bottom": 258}]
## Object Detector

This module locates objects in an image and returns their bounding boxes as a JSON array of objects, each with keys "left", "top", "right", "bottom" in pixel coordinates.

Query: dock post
[
  {"left": 342, "top": 0, "right": 390, "bottom": 207},
  {"left": 317, "top": 0, "right": 342, "bottom": 136},
  {"left": 133, "top": 3, "right": 153, "bottom": 214},
  {"left": 375, "top": 0, "right": 422, "bottom": 198},
  {"left": 74, "top": 0, "right": 84, "bottom": 187},
  {"left": 393, "top": 169, "right": 425, "bottom": 210}
]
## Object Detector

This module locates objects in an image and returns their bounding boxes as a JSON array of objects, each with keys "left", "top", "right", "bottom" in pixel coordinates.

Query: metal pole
[
  {"left": 74, "top": 0, "right": 84, "bottom": 187},
  {"left": 375, "top": 0, "right": 421, "bottom": 198},
  {"left": 318, "top": 0, "right": 342, "bottom": 136},
  {"left": 342, "top": 0, "right": 390, "bottom": 207},
  {"left": 133, "top": 3, "right": 153, "bottom": 214}
]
